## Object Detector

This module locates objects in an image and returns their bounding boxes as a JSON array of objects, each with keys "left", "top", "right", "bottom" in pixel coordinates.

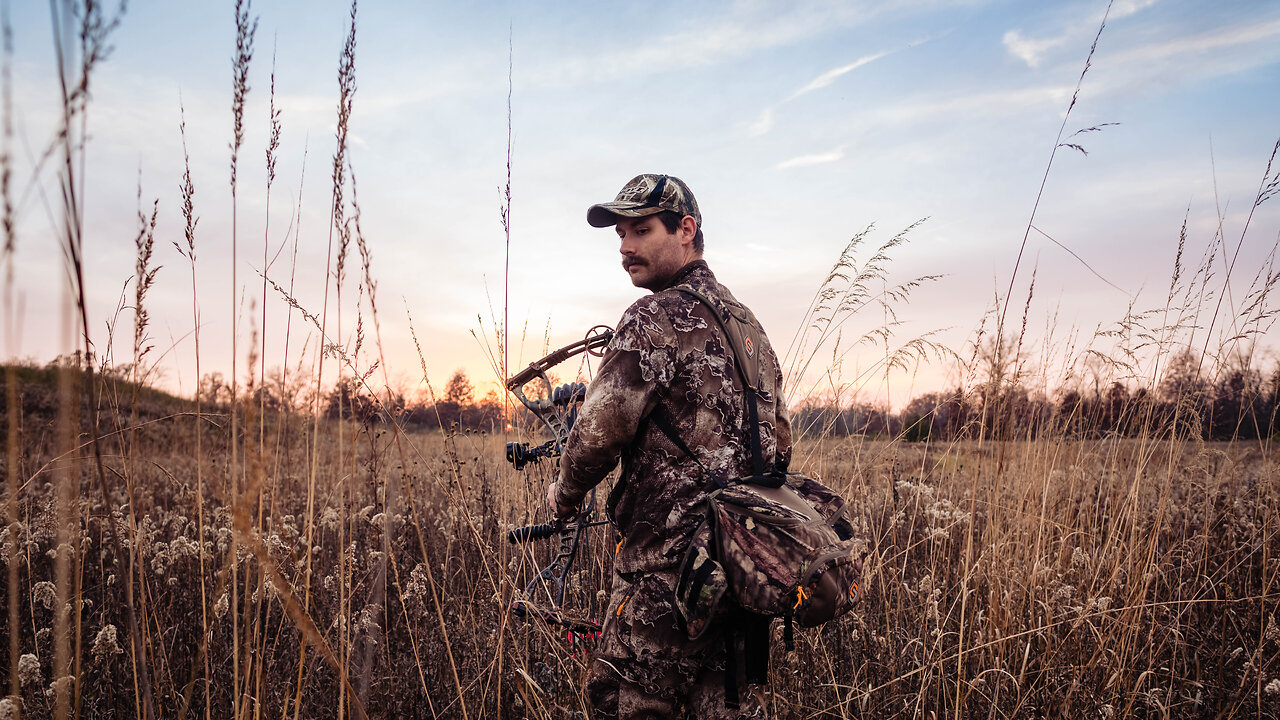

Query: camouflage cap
[{"left": 587, "top": 174, "right": 701, "bottom": 228}]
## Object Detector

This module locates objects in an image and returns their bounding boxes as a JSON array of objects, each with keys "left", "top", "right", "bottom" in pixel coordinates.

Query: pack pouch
[
  {"left": 673, "top": 531, "right": 727, "bottom": 639},
  {"left": 706, "top": 473, "right": 864, "bottom": 627}
]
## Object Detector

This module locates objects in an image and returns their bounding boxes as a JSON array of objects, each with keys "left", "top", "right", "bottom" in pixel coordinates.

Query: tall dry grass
[
  {"left": 3, "top": 390, "right": 1276, "bottom": 718},
  {"left": 1, "top": 1, "right": 1279, "bottom": 720}
]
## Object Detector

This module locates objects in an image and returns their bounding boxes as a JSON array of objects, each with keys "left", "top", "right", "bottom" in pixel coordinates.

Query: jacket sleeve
[{"left": 555, "top": 299, "right": 678, "bottom": 509}]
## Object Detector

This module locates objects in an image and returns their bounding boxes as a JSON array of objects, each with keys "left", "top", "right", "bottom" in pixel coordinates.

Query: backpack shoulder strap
[
  {"left": 672, "top": 286, "right": 761, "bottom": 391},
  {"left": 672, "top": 285, "right": 767, "bottom": 476}
]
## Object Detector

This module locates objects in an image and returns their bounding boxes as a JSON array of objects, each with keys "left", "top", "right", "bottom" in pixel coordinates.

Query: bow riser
[{"left": 503, "top": 326, "right": 613, "bottom": 638}]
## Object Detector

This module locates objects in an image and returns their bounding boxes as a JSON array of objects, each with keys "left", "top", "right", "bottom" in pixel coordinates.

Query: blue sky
[{"left": 7, "top": 0, "right": 1280, "bottom": 408}]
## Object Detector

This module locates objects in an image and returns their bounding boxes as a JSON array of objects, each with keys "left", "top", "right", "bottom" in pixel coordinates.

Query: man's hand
[{"left": 546, "top": 481, "right": 577, "bottom": 520}]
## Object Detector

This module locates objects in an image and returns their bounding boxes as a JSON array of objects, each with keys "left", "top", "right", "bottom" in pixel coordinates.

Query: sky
[{"left": 6, "top": 0, "right": 1280, "bottom": 410}]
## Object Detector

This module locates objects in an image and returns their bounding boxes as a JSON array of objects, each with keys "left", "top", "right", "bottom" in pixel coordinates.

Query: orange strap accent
[
  {"left": 616, "top": 534, "right": 625, "bottom": 554},
  {"left": 616, "top": 594, "right": 631, "bottom": 617},
  {"left": 793, "top": 586, "right": 810, "bottom": 610}
]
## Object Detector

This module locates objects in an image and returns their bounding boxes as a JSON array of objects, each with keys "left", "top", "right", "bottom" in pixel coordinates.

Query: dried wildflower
[
  {"left": 45, "top": 676, "right": 74, "bottom": 700},
  {"left": 1264, "top": 678, "right": 1280, "bottom": 696},
  {"left": 401, "top": 563, "right": 431, "bottom": 606},
  {"left": 32, "top": 581, "right": 56, "bottom": 610},
  {"left": 1099, "top": 704, "right": 1115, "bottom": 718},
  {"left": 355, "top": 606, "right": 381, "bottom": 644},
  {"left": 888, "top": 510, "right": 905, "bottom": 529},
  {"left": 917, "top": 574, "right": 934, "bottom": 596},
  {"left": 151, "top": 544, "right": 171, "bottom": 575},
  {"left": 927, "top": 497, "right": 969, "bottom": 525},
  {"left": 1052, "top": 584, "right": 1075, "bottom": 605},
  {"left": 0, "top": 697, "right": 17, "bottom": 720},
  {"left": 266, "top": 533, "right": 288, "bottom": 557},
  {"left": 925, "top": 588, "right": 942, "bottom": 624},
  {"left": 320, "top": 507, "right": 340, "bottom": 531},
  {"left": 1071, "top": 546, "right": 1089, "bottom": 570},
  {"left": 18, "top": 653, "right": 41, "bottom": 686},
  {"left": 92, "top": 624, "right": 122, "bottom": 661},
  {"left": 1265, "top": 618, "right": 1279, "bottom": 644},
  {"left": 214, "top": 592, "right": 229, "bottom": 619},
  {"left": 170, "top": 535, "right": 201, "bottom": 558}
]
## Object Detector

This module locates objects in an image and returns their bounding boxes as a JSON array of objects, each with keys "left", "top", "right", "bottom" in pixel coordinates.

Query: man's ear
[{"left": 679, "top": 215, "right": 698, "bottom": 246}]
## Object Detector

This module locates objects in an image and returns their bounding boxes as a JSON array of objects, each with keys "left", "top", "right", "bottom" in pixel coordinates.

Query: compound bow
[{"left": 504, "top": 325, "right": 613, "bottom": 639}]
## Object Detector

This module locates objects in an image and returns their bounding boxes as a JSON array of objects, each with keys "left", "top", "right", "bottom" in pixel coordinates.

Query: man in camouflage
[{"left": 547, "top": 174, "right": 791, "bottom": 718}]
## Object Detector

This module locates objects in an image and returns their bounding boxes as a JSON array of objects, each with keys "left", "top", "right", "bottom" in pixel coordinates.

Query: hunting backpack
[{"left": 656, "top": 286, "right": 866, "bottom": 703}]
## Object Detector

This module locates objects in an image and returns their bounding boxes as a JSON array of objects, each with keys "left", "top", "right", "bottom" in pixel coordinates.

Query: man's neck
[{"left": 654, "top": 258, "right": 708, "bottom": 292}]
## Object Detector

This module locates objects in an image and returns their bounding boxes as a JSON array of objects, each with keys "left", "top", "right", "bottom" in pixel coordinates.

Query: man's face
[{"left": 616, "top": 214, "right": 695, "bottom": 291}]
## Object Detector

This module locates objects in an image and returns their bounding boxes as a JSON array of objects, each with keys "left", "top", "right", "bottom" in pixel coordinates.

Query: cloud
[
  {"left": 529, "top": 2, "right": 906, "bottom": 88},
  {"left": 1002, "top": 29, "right": 1065, "bottom": 69},
  {"left": 1069, "top": 13, "right": 1280, "bottom": 101},
  {"left": 1003, "top": 0, "right": 1160, "bottom": 69},
  {"left": 870, "top": 13, "right": 1280, "bottom": 132},
  {"left": 789, "top": 51, "right": 891, "bottom": 99},
  {"left": 776, "top": 145, "right": 846, "bottom": 170},
  {"left": 1111, "top": 0, "right": 1159, "bottom": 20},
  {"left": 1109, "top": 16, "right": 1280, "bottom": 65},
  {"left": 746, "top": 49, "right": 894, "bottom": 138},
  {"left": 872, "top": 85, "right": 1071, "bottom": 126},
  {"left": 746, "top": 107, "right": 776, "bottom": 137}
]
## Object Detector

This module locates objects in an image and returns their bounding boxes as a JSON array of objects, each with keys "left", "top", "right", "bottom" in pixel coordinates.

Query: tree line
[
  {"left": 25, "top": 345, "right": 1272, "bottom": 442},
  {"left": 214, "top": 347, "right": 1277, "bottom": 441},
  {"left": 189, "top": 366, "right": 504, "bottom": 431},
  {"left": 796, "top": 349, "right": 1279, "bottom": 442}
]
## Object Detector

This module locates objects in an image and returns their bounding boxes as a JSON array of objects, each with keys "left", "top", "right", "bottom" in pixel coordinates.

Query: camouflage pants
[{"left": 586, "top": 569, "right": 765, "bottom": 719}]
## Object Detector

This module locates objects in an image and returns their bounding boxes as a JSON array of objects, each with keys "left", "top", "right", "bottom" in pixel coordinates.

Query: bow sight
[{"left": 504, "top": 381, "right": 586, "bottom": 470}]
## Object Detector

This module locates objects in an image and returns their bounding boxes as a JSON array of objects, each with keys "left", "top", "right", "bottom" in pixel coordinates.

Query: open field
[
  {"left": 2, "top": 382, "right": 1276, "bottom": 718},
  {"left": 6, "top": 3, "right": 1279, "bottom": 718}
]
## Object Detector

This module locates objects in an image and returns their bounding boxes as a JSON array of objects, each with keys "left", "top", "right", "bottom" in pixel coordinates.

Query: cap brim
[{"left": 586, "top": 202, "right": 664, "bottom": 228}]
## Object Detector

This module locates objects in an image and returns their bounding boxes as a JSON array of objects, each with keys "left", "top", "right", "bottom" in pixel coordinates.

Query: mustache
[{"left": 622, "top": 257, "right": 647, "bottom": 270}]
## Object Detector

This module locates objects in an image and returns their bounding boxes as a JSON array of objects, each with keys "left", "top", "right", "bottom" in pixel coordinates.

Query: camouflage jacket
[{"left": 556, "top": 260, "right": 792, "bottom": 575}]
